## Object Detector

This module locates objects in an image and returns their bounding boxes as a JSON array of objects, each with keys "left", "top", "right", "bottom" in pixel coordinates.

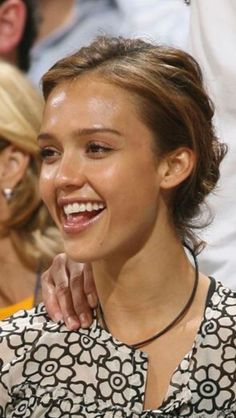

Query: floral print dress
[{"left": 0, "top": 278, "right": 235, "bottom": 417}]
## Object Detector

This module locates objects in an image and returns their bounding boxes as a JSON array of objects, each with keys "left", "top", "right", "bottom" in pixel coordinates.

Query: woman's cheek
[{"left": 39, "top": 164, "right": 56, "bottom": 206}]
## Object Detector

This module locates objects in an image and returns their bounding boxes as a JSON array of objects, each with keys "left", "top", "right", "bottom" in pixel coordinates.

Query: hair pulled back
[{"left": 42, "top": 36, "right": 227, "bottom": 251}]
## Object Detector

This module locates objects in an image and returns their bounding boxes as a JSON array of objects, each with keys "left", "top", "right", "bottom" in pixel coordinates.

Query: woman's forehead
[
  {"left": 40, "top": 77, "right": 157, "bottom": 155},
  {"left": 44, "top": 77, "right": 141, "bottom": 127}
]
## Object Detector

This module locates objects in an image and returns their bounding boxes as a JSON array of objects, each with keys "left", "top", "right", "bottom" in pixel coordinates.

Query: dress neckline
[{"left": 91, "top": 277, "right": 217, "bottom": 413}]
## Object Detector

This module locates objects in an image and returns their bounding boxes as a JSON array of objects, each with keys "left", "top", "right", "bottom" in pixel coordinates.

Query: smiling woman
[{"left": 0, "top": 36, "right": 235, "bottom": 417}]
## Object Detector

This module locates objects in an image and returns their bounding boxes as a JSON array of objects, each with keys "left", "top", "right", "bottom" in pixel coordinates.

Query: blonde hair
[{"left": 0, "top": 61, "right": 62, "bottom": 270}]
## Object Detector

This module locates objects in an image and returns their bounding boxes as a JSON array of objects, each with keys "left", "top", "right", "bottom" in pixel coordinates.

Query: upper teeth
[{"left": 63, "top": 202, "right": 105, "bottom": 215}]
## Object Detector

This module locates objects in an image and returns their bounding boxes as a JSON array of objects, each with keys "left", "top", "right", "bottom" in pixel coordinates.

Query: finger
[
  {"left": 41, "top": 268, "right": 63, "bottom": 323},
  {"left": 66, "top": 257, "right": 84, "bottom": 277},
  {"left": 83, "top": 263, "right": 98, "bottom": 308},
  {"left": 69, "top": 266, "right": 94, "bottom": 328},
  {"left": 53, "top": 256, "right": 81, "bottom": 330}
]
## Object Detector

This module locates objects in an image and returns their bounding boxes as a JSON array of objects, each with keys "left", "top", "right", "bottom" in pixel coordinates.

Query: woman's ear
[
  {"left": 0, "top": 145, "right": 30, "bottom": 189},
  {"left": 159, "top": 147, "right": 195, "bottom": 190}
]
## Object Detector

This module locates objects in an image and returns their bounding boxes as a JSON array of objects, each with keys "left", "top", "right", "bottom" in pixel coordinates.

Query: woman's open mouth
[{"left": 61, "top": 201, "right": 106, "bottom": 234}]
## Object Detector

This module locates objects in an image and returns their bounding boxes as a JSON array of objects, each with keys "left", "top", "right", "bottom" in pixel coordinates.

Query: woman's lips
[{"left": 61, "top": 209, "right": 105, "bottom": 234}]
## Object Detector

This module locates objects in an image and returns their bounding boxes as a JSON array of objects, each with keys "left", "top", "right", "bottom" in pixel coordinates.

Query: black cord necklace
[{"left": 98, "top": 244, "right": 199, "bottom": 350}]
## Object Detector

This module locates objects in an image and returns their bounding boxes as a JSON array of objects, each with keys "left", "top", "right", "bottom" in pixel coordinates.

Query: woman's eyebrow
[
  {"left": 38, "top": 127, "right": 123, "bottom": 142},
  {"left": 71, "top": 127, "right": 123, "bottom": 138},
  {"left": 37, "top": 132, "right": 55, "bottom": 142}
]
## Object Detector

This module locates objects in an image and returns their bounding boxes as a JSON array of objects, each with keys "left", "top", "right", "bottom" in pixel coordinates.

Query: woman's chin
[{"left": 63, "top": 244, "right": 101, "bottom": 264}]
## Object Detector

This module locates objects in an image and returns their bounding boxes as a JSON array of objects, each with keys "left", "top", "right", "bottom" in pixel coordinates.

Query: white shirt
[{"left": 189, "top": 0, "right": 236, "bottom": 288}]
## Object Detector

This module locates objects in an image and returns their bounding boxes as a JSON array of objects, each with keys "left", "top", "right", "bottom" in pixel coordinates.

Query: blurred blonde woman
[{"left": 0, "top": 61, "right": 62, "bottom": 319}]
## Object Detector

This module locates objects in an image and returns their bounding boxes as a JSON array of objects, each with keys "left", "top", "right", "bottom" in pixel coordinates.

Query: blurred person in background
[
  {"left": 0, "top": 61, "right": 62, "bottom": 319},
  {"left": 28, "top": 0, "right": 190, "bottom": 86},
  {"left": 0, "top": 0, "right": 38, "bottom": 71},
  {"left": 188, "top": 0, "right": 236, "bottom": 289}
]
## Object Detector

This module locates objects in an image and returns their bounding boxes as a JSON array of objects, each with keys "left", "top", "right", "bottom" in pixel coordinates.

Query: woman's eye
[
  {"left": 86, "top": 142, "right": 112, "bottom": 156},
  {"left": 39, "top": 148, "right": 59, "bottom": 160}
]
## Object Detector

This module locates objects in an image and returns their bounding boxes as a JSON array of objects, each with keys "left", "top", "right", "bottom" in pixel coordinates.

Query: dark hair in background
[
  {"left": 42, "top": 36, "right": 227, "bottom": 252},
  {"left": 0, "top": 0, "right": 38, "bottom": 71},
  {"left": 19, "top": 0, "right": 38, "bottom": 71}
]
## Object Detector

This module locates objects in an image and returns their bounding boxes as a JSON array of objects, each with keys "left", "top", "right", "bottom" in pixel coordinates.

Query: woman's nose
[{"left": 54, "top": 154, "right": 87, "bottom": 190}]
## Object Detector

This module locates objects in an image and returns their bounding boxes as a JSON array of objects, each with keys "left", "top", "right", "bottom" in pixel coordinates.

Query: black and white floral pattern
[{"left": 0, "top": 279, "right": 235, "bottom": 417}]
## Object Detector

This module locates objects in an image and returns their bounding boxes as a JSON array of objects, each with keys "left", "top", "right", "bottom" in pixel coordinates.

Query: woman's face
[{"left": 39, "top": 75, "right": 167, "bottom": 262}]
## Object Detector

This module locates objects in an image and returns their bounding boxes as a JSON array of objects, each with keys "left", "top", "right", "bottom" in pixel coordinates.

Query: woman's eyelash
[
  {"left": 86, "top": 143, "right": 113, "bottom": 153},
  {"left": 39, "top": 143, "right": 113, "bottom": 160},
  {"left": 39, "top": 148, "right": 57, "bottom": 159}
]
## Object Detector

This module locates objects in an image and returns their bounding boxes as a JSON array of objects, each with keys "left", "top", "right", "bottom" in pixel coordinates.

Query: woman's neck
[{"left": 92, "top": 236, "right": 196, "bottom": 345}]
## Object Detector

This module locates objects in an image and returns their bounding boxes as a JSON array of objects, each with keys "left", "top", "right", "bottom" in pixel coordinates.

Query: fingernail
[
  {"left": 87, "top": 293, "right": 97, "bottom": 308},
  {"left": 79, "top": 313, "right": 90, "bottom": 328},
  {"left": 53, "top": 312, "right": 63, "bottom": 323},
  {"left": 66, "top": 316, "right": 80, "bottom": 330}
]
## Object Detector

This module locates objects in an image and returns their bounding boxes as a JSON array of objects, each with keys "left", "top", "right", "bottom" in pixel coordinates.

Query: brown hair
[{"left": 42, "top": 36, "right": 227, "bottom": 251}]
